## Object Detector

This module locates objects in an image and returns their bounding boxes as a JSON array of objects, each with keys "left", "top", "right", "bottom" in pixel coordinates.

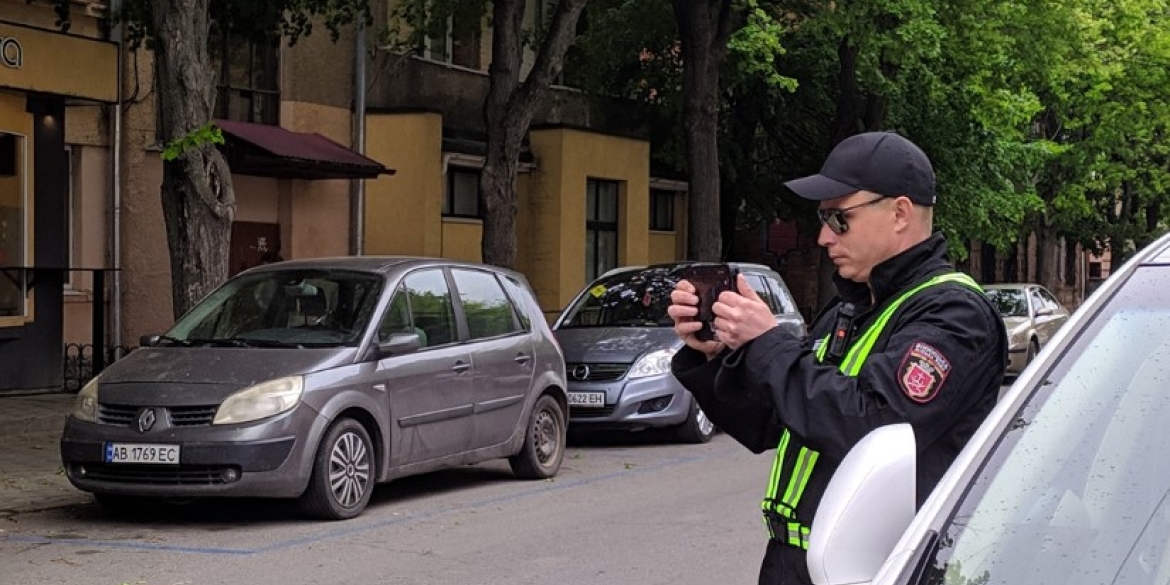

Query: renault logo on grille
[
  {"left": 571, "top": 365, "right": 591, "bottom": 381},
  {"left": 136, "top": 408, "right": 156, "bottom": 433}
]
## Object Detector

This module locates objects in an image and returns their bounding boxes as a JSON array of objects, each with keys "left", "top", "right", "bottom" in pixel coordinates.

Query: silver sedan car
[{"left": 982, "top": 283, "right": 1071, "bottom": 375}]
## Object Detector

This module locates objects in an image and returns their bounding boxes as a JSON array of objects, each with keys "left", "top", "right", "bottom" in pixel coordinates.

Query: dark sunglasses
[{"left": 817, "top": 196, "right": 886, "bottom": 235}]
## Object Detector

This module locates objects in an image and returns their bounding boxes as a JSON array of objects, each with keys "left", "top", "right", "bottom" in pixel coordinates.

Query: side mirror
[
  {"left": 375, "top": 332, "right": 421, "bottom": 358},
  {"left": 139, "top": 334, "right": 161, "bottom": 348},
  {"left": 1035, "top": 307, "right": 1054, "bottom": 317},
  {"left": 808, "top": 423, "right": 917, "bottom": 585}
]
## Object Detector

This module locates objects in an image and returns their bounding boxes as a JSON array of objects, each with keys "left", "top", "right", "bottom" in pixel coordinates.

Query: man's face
[{"left": 816, "top": 190, "right": 897, "bottom": 283}]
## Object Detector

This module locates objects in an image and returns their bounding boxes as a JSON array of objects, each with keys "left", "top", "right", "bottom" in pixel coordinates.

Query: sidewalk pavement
[{"left": 0, "top": 392, "right": 93, "bottom": 517}]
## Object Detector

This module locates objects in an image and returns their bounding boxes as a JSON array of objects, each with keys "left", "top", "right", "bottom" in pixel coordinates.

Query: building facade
[
  {"left": 0, "top": 0, "right": 688, "bottom": 393},
  {"left": 0, "top": 0, "right": 118, "bottom": 393}
]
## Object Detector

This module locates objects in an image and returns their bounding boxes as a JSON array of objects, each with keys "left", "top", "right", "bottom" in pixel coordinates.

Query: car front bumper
[
  {"left": 566, "top": 372, "right": 691, "bottom": 431},
  {"left": 1006, "top": 346, "right": 1028, "bottom": 375},
  {"left": 59, "top": 406, "right": 324, "bottom": 499}
]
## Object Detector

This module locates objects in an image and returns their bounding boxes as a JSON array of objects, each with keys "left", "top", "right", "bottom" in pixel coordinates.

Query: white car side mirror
[{"left": 808, "top": 423, "right": 917, "bottom": 585}]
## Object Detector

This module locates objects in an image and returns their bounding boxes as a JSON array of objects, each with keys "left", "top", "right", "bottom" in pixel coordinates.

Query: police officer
[{"left": 668, "top": 131, "right": 1008, "bottom": 585}]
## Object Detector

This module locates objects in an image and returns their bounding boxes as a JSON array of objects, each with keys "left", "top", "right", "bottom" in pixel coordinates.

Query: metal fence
[{"left": 63, "top": 344, "right": 135, "bottom": 392}]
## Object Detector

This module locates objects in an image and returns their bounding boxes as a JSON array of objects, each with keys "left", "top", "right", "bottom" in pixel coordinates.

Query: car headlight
[
  {"left": 1008, "top": 327, "right": 1029, "bottom": 349},
  {"left": 71, "top": 377, "right": 99, "bottom": 422},
  {"left": 628, "top": 348, "right": 679, "bottom": 380},
  {"left": 213, "top": 376, "right": 304, "bottom": 425}
]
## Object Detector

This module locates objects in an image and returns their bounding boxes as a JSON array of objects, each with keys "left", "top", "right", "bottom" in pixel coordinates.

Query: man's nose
[{"left": 817, "top": 222, "right": 836, "bottom": 247}]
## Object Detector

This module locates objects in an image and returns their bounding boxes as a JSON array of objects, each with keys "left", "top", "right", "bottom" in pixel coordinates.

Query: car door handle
[
  {"left": 514, "top": 354, "right": 532, "bottom": 365},
  {"left": 452, "top": 361, "right": 471, "bottom": 373}
]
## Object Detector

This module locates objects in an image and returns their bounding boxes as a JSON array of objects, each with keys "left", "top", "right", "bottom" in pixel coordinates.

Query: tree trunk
[
  {"left": 153, "top": 0, "right": 236, "bottom": 318},
  {"left": 721, "top": 87, "right": 763, "bottom": 257},
  {"left": 481, "top": 0, "right": 588, "bottom": 269},
  {"left": 673, "top": 0, "right": 735, "bottom": 262}
]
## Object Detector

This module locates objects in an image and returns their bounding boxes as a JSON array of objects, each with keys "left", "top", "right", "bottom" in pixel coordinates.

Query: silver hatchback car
[
  {"left": 60, "top": 257, "right": 568, "bottom": 520},
  {"left": 553, "top": 262, "right": 806, "bottom": 443}
]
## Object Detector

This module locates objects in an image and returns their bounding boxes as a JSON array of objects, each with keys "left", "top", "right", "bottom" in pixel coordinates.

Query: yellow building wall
[
  {"left": 280, "top": 102, "right": 353, "bottom": 259},
  {"left": 441, "top": 218, "right": 482, "bottom": 262},
  {"left": 365, "top": 112, "right": 443, "bottom": 256},
  {"left": 647, "top": 232, "right": 677, "bottom": 265},
  {"left": 523, "top": 127, "right": 650, "bottom": 319},
  {"left": 647, "top": 189, "right": 689, "bottom": 263}
]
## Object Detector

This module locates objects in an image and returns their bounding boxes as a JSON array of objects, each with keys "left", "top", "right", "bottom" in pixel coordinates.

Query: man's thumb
[{"left": 737, "top": 273, "right": 762, "bottom": 301}]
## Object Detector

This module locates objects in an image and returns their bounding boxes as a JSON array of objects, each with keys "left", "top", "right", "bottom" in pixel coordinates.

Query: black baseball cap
[{"left": 784, "top": 132, "right": 936, "bottom": 206}]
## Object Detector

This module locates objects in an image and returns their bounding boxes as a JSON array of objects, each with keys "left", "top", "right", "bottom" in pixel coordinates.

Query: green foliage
[
  {"left": 111, "top": 0, "right": 375, "bottom": 50},
  {"left": 569, "top": 0, "right": 1170, "bottom": 261},
  {"left": 161, "top": 122, "right": 225, "bottom": 162},
  {"left": 725, "top": 0, "right": 797, "bottom": 94}
]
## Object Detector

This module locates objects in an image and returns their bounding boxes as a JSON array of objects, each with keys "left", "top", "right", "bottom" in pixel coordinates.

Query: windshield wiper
[
  {"left": 153, "top": 335, "right": 193, "bottom": 347},
  {"left": 194, "top": 338, "right": 304, "bottom": 349},
  {"left": 233, "top": 338, "right": 303, "bottom": 349}
]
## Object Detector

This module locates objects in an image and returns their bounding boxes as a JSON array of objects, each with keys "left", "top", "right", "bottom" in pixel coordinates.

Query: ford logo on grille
[
  {"left": 570, "top": 365, "right": 591, "bottom": 381},
  {"left": 137, "top": 408, "right": 156, "bottom": 433}
]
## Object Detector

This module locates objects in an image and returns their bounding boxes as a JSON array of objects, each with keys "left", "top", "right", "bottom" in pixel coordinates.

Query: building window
[
  {"left": 444, "top": 167, "right": 481, "bottom": 218},
  {"left": 650, "top": 189, "right": 674, "bottom": 231},
  {"left": 586, "top": 179, "right": 619, "bottom": 282},
  {"left": 210, "top": 30, "right": 280, "bottom": 125},
  {"left": 420, "top": 2, "right": 482, "bottom": 69},
  {"left": 0, "top": 131, "right": 27, "bottom": 320}
]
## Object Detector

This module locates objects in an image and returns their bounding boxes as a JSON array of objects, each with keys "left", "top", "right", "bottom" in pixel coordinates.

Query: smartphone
[{"left": 677, "top": 263, "right": 740, "bottom": 341}]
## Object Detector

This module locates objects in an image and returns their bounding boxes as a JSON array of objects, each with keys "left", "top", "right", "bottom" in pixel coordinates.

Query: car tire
[
  {"left": 1026, "top": 338, "right": 1039, "bottom": 366},
  {"left": 675, "top": 397, "right": 716, "bottom": 444},
  {"left": 299, "top": 417, "right": 375, "bottom": 521},
  {"left": 509, "top": 394, "right": 566, "bottom": 479}
]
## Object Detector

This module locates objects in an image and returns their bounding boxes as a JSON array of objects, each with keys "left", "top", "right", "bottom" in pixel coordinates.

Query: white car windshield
[
  {"left": 923, "top": 266, "right": 1170, "bottom": 585},
  {"left": 164, "top": 269, "right": 383, "bottom": 348}
]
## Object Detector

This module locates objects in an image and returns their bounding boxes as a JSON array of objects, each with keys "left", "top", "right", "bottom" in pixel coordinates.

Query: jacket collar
[{"left": 833, "top": 232, "right": 953, "bottom": 308}]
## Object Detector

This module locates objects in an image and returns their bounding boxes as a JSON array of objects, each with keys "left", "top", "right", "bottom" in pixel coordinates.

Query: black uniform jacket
[{"left": 672, "top": 232, "right": 1008, "bottom": 526}]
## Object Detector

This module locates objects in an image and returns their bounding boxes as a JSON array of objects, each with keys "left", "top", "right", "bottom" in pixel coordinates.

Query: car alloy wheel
[
  {"left": 300, "top": 417, "right": 375, "bottom": 520},
  {"left": 676, "top": 398, "right": 716, "bottom": 443},
  {"left": 329, "top": 429, "right": 372, "bottom": 508}
]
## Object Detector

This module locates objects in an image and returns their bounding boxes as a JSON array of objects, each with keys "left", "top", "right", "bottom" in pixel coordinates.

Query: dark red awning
[{"left": 215, "top": 119, "right": 395, "bottom": 180}]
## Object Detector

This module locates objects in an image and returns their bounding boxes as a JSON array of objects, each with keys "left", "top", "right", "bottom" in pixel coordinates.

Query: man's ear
[{"left": 893, "top": 196, "right": 915, "bottom": 232}]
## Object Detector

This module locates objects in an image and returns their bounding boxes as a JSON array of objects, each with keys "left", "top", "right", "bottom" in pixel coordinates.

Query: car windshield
[
  {"left": 165, "top": 269, "right": 383, "bottom": 348},
  {"left": 559, "top": 267, "right": 679, "bottom": 328},
  {"left": 922, "top": 266, "right": 1170, "bottom": 585},
  {"left": 984, "top": 288, "right": 1029, "bottom": 317}
]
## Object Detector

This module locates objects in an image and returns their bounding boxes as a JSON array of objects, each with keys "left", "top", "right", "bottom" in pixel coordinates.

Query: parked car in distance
[
  {"left": 982, "top": 283, "right": 1070, "bottom": 375},
  {"left": 552, "top": 262, "right": 806, "bottom": 443},
  {"left": 805, "top": 230, "right": 1170, "bottom": 585},
  {"left": 61, "top": 257, "right": 568, "bottom": 520}
]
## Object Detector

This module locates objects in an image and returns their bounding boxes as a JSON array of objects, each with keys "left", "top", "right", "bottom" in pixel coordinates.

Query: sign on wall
[
  {"left": 0, "top": 22, "right": 116, "bottom": 102},
  {"left": 0, "top": 36, "right": 20, "bottom": 69}
]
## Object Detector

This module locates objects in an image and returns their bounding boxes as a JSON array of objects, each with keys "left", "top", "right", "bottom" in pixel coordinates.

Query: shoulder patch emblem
[{"left": 899, "top": 341, "right": 952, "bottom": 403}]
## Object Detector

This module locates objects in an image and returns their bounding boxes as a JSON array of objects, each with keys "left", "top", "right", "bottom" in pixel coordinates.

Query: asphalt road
[{"left": 0, "top": 432, "right": 772, "bottom": 585}]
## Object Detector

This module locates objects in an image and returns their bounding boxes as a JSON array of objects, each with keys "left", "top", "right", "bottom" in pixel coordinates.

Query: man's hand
[
  {"left": 711, "top": 274, "right": 777, "bottom": 350},
  {"left": 668, "top": 279, "right": 726, "bottom": 360}
]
